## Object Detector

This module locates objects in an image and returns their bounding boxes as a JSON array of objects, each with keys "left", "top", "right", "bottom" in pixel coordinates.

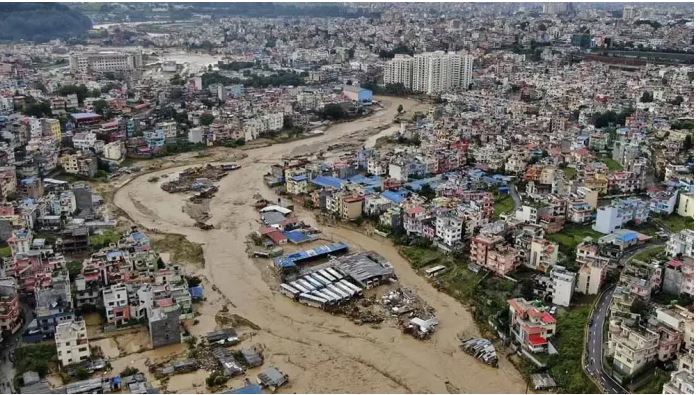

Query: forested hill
[{"left": 0, "top": 3, "right": 92, "bottom": 43}]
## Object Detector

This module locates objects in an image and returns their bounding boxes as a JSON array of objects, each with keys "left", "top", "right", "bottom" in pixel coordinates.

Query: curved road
[
  {"left": 585, "top": 241, "right": 665, "bottom": 394},
  {"left": 586, "top": 285, "right": 625, "bottom": 394}
]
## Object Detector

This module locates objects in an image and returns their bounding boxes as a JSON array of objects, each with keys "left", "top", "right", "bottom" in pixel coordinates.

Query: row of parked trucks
[{"left": 279, "top": 267, "right": 363, "bottom": 309}]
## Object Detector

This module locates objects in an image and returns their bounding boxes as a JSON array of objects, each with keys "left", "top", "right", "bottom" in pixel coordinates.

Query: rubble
[
  {"left": 458, "top": 337, "right": 499, "bottom": 367},
  {"left": 380, "top": 287, "right": 436, "bottom": 320},
  {"left": 161, "top": 164, "right": 233, "bottom": 193}
]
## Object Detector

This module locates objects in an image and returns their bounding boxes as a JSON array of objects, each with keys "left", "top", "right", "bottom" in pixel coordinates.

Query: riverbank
[{"left": 111, "top": 95, "right": 527, "bottom": 393}]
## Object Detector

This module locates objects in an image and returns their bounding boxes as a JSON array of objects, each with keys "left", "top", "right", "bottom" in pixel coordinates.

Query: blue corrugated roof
[
  {"left": 274, "top": 242, "right": 348, "bottom": 269},
  {"left": 189, "top": 285, "right": 204, "bottom": 299},
  {"left": 348, "top": 174, "right": 381, "bottom": 187},
  {"left": 290, "top": 175, "right": 308, "bottom": 182},
  {"left": 311, "top": 175, "right": 346, "bottom": 189},
  {"left": 382, "top": 190, "right": 406, "bottom": 204},
  {"left": 618, "top": 230, "right": 638, "bottom": 242},
  {"left": 225, "top": 383, "right": 263, "bottom": 394},
  {"left": 284, "top": 229, "right": 312, "bottom": 243}
]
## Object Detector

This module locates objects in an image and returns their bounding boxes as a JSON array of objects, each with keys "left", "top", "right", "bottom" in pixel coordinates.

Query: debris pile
[
  {"left": 161, "top": 164, "right": 233, "bottom": 193},
  {"left": 380, "top": 287, "right": 435, "bottom": 319},
  {"left": 338, "top": 298, "right": 385, "bottom": 325},
  {"left": 401, "top": 316, "right": 438, "bottom": 339},
  {"left": 379, "top": 287, "right": 438, "bottom": 339},
  {"left": 459, "top": 337, "right": 499, "bottom": 367}
]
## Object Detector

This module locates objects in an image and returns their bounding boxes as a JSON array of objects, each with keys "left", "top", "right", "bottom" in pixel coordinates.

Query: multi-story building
[
  {"left": 383, "top": 54, "right": 415, "bottom": 90},
  {"left": 527, "top": 238, "right": 559, "bottom": 273},
  {"left": 548, "top": 266, "right": 576, "bottom": 307},
  {"left": 662, "top": 258, "right": 694, "bottom": 297},
  {"left": 471, "top": 234, "right": 519, "bottom": 276},
  {"left": 655, "top": 305, "right": 694, "bottom": 353},
  {"left": 383, "top": 51, "right": 473, "bottom": 94},
  {"left": 156, "top": 121, "right": 178, "bottom": 140},
  {"left": 649, "top": 190, "right": 679, "bottom": 215},
  {"left": 72, "top": 132, "right": 98, "bottom": 151},
  {"left": 507, "top": 298, "right": 557, "bottom": 353},
  {"left": 103, "top": 284, "right": 131, "bottom": 326},
  {"left": 575, "top": 242, "right": 611, "bottom": 295},
  {"left": 148, "top": 304, "right": 181, "bottom": 348},
  {"left": 676, "top": 192, "right": 693, "bottom": 218},
  {"left": 339, "top": 194, "right": 364, "bottom": 220},
  {"left": 514, "top": 205, "right": 538, "bottom": 223},
  {"left": 566, "top": 201, "right": 594, "bottom": 224},
  {"left": 59, "top": 152, "right": 98, "bottom": 178},
  {"left": 69, "top": 50, "right": 143, "bottom": 74},
  {"left": 662, "top": 370, "right": 694, "bottom": 395},
  {"left": 0, "top": 278, "right": 22, "bottom": 335},
  {"left": 486, "top": 245, "right": 518, "bottom": 276},
  {"left": 435, "top": 213, "right": 463, "bottom": 248},
  {"left": 55, "top": 319, "right": 90, "bottom": 367},
  {"left": 593, "top": 198, "right": 649, "bottom": 234},
  {"left": 609, "top": 323, "right": 659, "bottom": 377},
  {"left": 666, "top": 229, "right": 694, "bottom": 258}
]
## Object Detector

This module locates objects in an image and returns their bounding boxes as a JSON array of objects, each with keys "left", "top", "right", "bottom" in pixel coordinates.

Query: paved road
[
  {"left": 584, "top": 241, "right": 665, "bottom": 394},
  {"left": 508, "top": 182, "right": 521, "bottom": 211},
  {"left": 586, "top": 286, "right": 626, "bottom": 394},
  {"left": 0, "top": 302, "right": 33, "bottom": 394}
]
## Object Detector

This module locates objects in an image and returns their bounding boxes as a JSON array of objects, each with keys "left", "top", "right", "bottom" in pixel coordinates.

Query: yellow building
[
  {"left": 677, "top": 192, "right": 694, "bottom": 218},
  {"left": 42, "top": 118, "right": 62, "bottom": 140}
]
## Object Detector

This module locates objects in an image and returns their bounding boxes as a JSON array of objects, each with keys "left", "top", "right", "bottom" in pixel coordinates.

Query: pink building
[{"left": 508, "top": 298, "right": 557, "bottom": 353}]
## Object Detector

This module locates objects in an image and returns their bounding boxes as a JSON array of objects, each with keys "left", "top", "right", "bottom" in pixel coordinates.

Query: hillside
[{"left": 0, "top": 3, "right": 92, "bottom": 43}]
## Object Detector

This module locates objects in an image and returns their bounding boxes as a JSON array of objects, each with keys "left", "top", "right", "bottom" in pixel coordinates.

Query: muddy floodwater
[{"left": 113, "top": 96, "right": 527, "bottom": 393}]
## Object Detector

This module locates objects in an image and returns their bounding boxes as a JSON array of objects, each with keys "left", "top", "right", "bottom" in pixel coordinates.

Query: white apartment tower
[
  {"left": 383, "top": 51, "right": 473, "bottom": 95},
  {"left": 383, "top": 54, "right": 414, "bottom": 90}
]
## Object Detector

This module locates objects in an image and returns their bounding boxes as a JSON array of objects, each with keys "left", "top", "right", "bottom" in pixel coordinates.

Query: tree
[
  {"left": 74, "top": 367, "right": 90, "bottom": 380},
  {"left": 57, "top": 84, "right": 90, "bottom": 105},
  {"left": 397, "top": 104, "right": 404, "bottom": 113},
  {"left": 200, "top": 113, "right": 215, "bottom": 126},
  {"left": 22, "top": 101, "right": 52, "bottom": 117},
  {"left": 640, "top": 91, "right": 653, "bottom": 103},
  {"left": 170, "top": 74, "right": 185, "bottom": 86},
  {"left": 520, "top": 279, "right": 536, "bottom": 300},
  {"left": 669, "top": 96, "right": 684, "bottom": 106},
  {"left": 67, "top": 261, "right": 83, "bottom": 279},
  {"left": 418, "top": 184, "right": 436, "bottom": 201},
  {"left": 321, "top": 103, "right": 347, "bottom": 120},
  {"left": 92, "top": 99, "right": 108, "bottom": 116}
]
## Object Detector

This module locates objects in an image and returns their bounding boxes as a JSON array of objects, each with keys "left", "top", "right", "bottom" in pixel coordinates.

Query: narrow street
[
  {"left": 508, "top": 181, "right": 522, "bottom": 210},
  {"left": 586, "top": 285, "right": 626, "bottom": 394},
  {"left": 0, "top": 301, "right": 33, "bottom": 393},
  {"left": 584, "top": 241, "right": 665, "bottom": 394}
]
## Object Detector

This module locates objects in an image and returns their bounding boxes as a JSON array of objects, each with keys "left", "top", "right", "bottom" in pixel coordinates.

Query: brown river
[{"left": 113, "top": 96, "right": 527, "bottom": 393}]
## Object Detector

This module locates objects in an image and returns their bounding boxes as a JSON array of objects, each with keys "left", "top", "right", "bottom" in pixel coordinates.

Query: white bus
[
  {"left": 299, "top": 293, "right": 326, "bottom": 308},
  {"left": 424, "top": 265, "right": 448, "bottom": 278},
  {"left": 279, "top": 284, "right": 300, "bottom": 299},
  {"left": 308, "top": 273, "right": 332, "bottom": 287},
  {"left": 303, "top": 276, "right": 324, "bottom": 289},
  {"left": 327, "top": 284, "right": 350, "bottom": 300},
  {"left": 317, "top": 269, "right": 337, "bottom": 282},
  {"left": 339, "top": 279, "right": 363, "bottom": 295},
  {"left": 297, "top": 279, "right": 316, "bottom": 291},
  {"left": 326, "top": 268, "right": 344, "bottom": 280},
  {"left": 290, "top": 281, "right": 310, "bottom": 294},
  {"left": 335, "top": 282, "right": 357, "bottom": 297}
]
